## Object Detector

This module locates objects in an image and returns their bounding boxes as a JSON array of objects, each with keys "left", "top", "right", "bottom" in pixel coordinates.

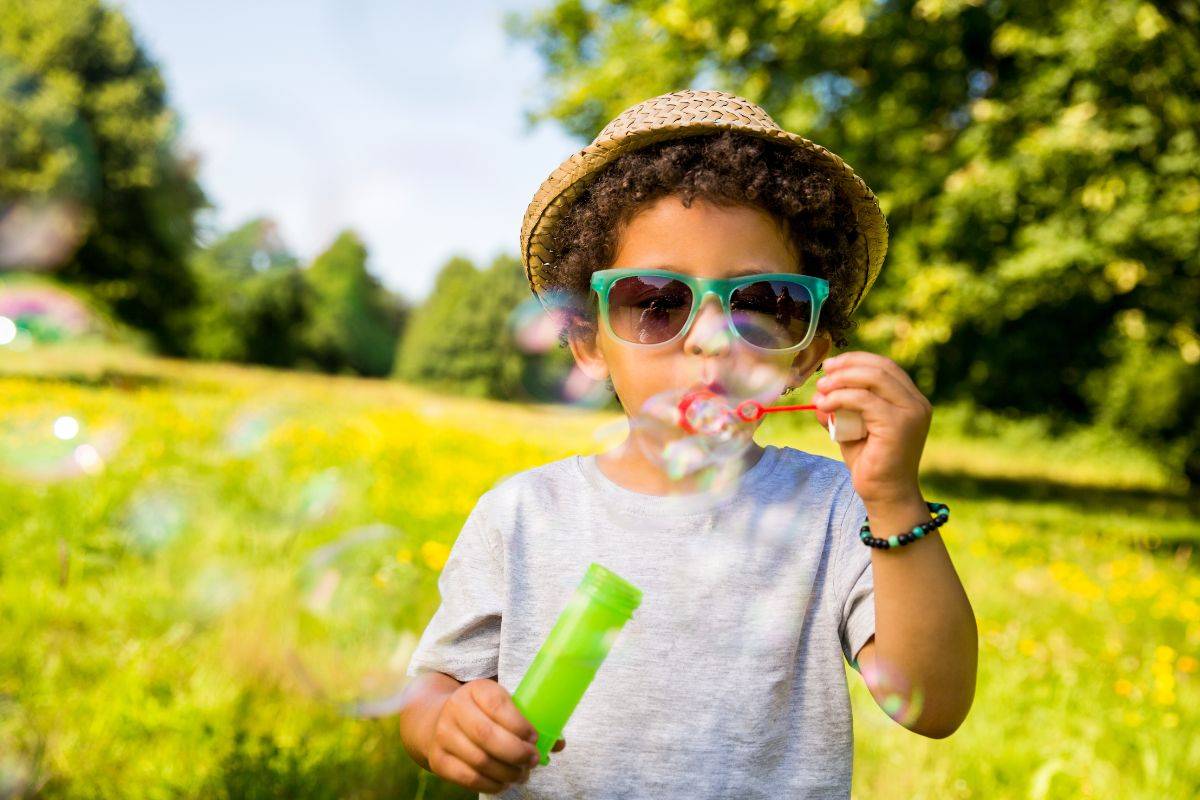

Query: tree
[
  {"left": 188, "top": 217, "right": 312, "bottom": 368},
  {"left": 304, "top": 230, "right": 406, "bottom": 377},
  {"left": 506, "top": 0, "right": 1200, "bottom": 484},
  {"left": 395, "top": 254, "right": 529, "bottom": 399},
  {"left": 0, "top": 0, "right": 207, "bottom": 353}
]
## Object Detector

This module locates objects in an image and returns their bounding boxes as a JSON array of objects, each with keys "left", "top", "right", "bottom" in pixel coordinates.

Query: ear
[
  {"left": 788, "top": 333, "right": 832, "bottom": 387},
  {"left": 566, "top": 315, "right": 610, "bottom": 382}
]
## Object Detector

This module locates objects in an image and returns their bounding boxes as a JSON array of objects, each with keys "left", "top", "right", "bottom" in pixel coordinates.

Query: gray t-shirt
[{"left": 406, "top": 443, "right": 874, "bottom": 799}]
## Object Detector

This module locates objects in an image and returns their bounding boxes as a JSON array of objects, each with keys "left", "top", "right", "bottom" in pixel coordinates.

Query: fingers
[
  {"left": 428, "top": 748, "right": 507, "bottom": 795},
  {"left": 813, "top": 386, "right": 892, "bottom": 421},
  {"left": 820, "top": 352, "right": 931, "bottom": 412},
  {"left": 817, "top": 366, "right": 912, "bottom": 410},
  {"left": 456, "top": 689, "right": 541, "bottom": 769},
  {"left": 440, "top": 724, "right": 531, "bottom": 787},
  {"left": 470, "top": 679, "right": 538, "bottom": 742}
]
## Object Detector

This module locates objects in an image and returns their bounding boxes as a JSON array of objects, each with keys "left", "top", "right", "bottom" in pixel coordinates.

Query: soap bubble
[
  {"left": 629, "top": 387, "right": 756, "bottom": 485},
  {"left": 593, "top": 417, "right": 629, "bottom": 450},
  {"left": 0, "top": 282, "right": 100, "bottom": 345},
  {"left": 0, "top": 200, "right": 87, "bottom": 273},
  {"left": 293, "top": 468, "right": 343, "bottom": 524},
  {"left": 120, "top": 484, "right": 191, "bottom": 557},
  {"left": 52, "top": 415, "right": 79, "bottom": 440},
  {"left": 622, "top": 346, "right": 791, "bottom": 490},
  {"left": 289, "top": 524, "right": 423, "bottom": 718},
  {"left": 0, "top": 412, "right": 125, "bottom": 482},
  {"left": 506, "top": 290, "right": 612, "bottom": 408},
  {"left": 185, "top": 562, "right": 247, "bottom": 622},
  {"left": 859, "top": 654, "right": 925, "bottom": 728},
  {"left": 224, "top": 404, "right": 284, "bottom": 456},
  {"left": 0, "top": 62, "right": 98, "bottom": 276}
]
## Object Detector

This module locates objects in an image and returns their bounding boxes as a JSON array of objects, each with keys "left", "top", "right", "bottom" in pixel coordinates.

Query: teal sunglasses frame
[{"left": 589, "top": 267, "right": 830, "bottom": 354}]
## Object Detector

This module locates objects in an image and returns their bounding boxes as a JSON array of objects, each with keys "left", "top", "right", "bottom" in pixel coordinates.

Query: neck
[{"left": 595, "top": 430, "right": 766, "bottom": 497}]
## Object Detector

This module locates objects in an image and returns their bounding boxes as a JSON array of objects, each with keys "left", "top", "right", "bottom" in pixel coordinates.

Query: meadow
[{"left": 0, "top": 344, "right": 1196, "bottom": 799}]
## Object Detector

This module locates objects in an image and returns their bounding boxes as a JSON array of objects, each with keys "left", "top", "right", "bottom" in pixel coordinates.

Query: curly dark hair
[{"left": 544, "top": 130, "right": 864, "bottom": 372}]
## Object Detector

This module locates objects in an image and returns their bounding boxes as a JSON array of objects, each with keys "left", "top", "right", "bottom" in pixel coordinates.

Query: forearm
[
  {"left": 864, "top": 492, "right": 978, "bottom": 737},
  {"left": 398, "top": 671, "right": 463, "bottom": 770}
]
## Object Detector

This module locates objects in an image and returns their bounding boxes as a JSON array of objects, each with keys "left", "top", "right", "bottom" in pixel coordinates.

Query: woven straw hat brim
[{"left": 520, "top": 89, "right": 888, "bottom": 319}]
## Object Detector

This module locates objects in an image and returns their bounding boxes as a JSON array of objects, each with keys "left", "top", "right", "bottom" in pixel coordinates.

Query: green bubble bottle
[{"left": 512, "top": 562, "right": 643, "bottom": 766}]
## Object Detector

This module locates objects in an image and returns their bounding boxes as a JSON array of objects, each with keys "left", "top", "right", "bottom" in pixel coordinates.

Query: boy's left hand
[{"left": 810, "top": 351, "right": 932, "bottom": 507}]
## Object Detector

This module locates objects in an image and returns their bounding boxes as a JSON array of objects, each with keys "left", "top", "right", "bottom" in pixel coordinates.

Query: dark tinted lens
[
  {"left": 607, "top": 276, "right": 693, "bottom": 344},
  {"left": 729, "top": 280, "right": 813, "bottom": 349}
]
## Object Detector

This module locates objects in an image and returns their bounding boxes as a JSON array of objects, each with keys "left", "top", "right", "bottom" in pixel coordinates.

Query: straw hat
[{"left": 520, "top": 89, "right": 889, "bottom": 319}]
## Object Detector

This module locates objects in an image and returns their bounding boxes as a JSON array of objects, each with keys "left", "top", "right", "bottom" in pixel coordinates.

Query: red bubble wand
[{"left": 677, "top": 388, "right": 866, "bottom": 442}]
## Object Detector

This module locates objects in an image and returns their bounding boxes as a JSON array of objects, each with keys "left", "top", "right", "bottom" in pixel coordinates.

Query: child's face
[{"left": 568, "top": 194, "right": 832, "bottom": 422}]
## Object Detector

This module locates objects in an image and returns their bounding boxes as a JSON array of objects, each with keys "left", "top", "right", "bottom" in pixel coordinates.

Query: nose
[{"left": 682, "top": 291, "right": 732, "bottom": 357}]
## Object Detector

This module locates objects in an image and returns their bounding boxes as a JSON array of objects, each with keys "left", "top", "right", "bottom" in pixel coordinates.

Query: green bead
[
  {"left": 911, "top": 526, "right": 922, "bottom": 535},
  {"left": 887, "top": 535, "right": 900, "bottom": 548},
  {"left": 914, "top": 528, "right": 925, "bottom": 538}
]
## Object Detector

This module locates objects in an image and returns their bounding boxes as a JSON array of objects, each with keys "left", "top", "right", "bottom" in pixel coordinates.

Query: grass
[{"left": 0, "top": 343, "right": 1196, "bottom": 798}]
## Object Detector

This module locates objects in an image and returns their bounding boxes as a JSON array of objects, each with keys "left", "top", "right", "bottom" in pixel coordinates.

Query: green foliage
[
  {"left": 505, "top": 0, "right": 1200, "bottom": 484},
  {"left": 188, "top": 218, "right": 313, "bottom": 368},
  {"left": 304, "top": 230, "right": 406, "bottom": 377},
  {"left": 0, "top": 0, "right": 207, "bottom": 353},
  {"left": 395, "top": 253, "right": 531, "bottom": 399}
]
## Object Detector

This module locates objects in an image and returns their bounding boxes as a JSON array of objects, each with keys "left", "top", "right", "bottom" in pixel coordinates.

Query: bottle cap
[{"left": 581, "top": 563, "right": 642, "bottom": 617}]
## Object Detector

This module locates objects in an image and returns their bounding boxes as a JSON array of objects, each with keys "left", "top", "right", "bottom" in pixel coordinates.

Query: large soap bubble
[
  {"left": 0, "top": 412, "right": 125, "bottom": 482},
  {"left": 289, "top": 524, "right": 423, "bottom": 718},
  {"left": 0, "top": 61, "right": 98, "bottom": 275},
  {"left": 0, "top": 282, "right": 102, "bottom": 348},
  {"left": 505, "top": 290, "right": 613, "bottom": 407}
]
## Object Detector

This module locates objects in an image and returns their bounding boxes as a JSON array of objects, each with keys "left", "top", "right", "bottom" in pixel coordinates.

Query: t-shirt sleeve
[
  {"left": 832, "top": 473, "right": 875, "bottom": 668},
  {"left": 405, "top": 493, "right": 504, "bottom": 682}
]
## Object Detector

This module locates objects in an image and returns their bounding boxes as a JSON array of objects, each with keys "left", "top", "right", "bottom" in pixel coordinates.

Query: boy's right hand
[{"left": 428, "top": 678, "right": 565, "bottom": 794}]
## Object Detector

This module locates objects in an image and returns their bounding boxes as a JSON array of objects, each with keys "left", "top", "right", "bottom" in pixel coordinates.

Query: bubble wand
[{"left": 677, "top": 388, "right": 867, "bottom": 442}]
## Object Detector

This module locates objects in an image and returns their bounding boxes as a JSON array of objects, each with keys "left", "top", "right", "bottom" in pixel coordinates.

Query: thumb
[
  {"left": 552, "top": 738, "right": 566, "bottom": 752},
  {"left": 814, "top": 406, "right": 832, "bottom": 432}
]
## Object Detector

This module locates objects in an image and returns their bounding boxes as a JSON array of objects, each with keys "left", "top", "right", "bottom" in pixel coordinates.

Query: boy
[{"left": 397, "top": 90, "right": 977, "bottom": 798}]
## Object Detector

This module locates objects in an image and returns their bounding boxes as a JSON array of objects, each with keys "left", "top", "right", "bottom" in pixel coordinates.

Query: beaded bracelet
[{"left": 858, "top": 501, "right": 949, "bottom": 549}]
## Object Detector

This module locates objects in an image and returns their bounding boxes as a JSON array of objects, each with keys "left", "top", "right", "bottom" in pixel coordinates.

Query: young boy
[{"left": 397, "top": 89, "right": 977, "bottom": 798}]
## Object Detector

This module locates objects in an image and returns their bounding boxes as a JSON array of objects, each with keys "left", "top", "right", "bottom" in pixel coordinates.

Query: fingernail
[
  {"left": 529, "top": 752, "right": 540, "bottom": 766},
  {"left": 527, "top": 731, "right": 538, "bottom": 744}
]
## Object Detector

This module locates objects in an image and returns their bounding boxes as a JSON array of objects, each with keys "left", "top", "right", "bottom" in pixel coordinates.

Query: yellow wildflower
[{"left": 421, "top": 540, "right": 451, "bottom": 571}]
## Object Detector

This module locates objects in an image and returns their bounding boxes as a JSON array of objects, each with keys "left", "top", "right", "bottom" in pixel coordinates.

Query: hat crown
[{"left": 594, "top": 89, "right": 782, "bottom": 144}]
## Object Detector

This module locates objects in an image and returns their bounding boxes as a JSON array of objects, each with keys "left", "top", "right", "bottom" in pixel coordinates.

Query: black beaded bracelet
[{"left": 858, "top": 501, "right": 949, "bottom": 549}]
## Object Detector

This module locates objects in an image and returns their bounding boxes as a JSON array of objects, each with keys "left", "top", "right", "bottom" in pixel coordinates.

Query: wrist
[
  {"left": 863, "top": 489, "right": 927, "bottom": 517},
  {"left": 398, "top": 672, "right": 459, "bottom": 771},
  {"left": 859, "top": 498, "right": 949, "bottom": 550}
]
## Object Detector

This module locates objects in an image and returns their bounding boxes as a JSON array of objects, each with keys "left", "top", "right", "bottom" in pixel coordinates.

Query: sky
[{"left": 118, "top": 0, "right": 583, "bottom": 304}]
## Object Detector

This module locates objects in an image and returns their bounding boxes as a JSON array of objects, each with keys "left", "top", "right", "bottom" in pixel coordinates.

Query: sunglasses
[{"left": 589, "top": 268, "right": 830, "bottom": 353}]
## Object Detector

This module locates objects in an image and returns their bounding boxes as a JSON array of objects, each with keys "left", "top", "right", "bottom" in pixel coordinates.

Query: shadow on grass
[
  {"left": 0, "top": 368, "right": 173, "bottom": 391},
  {"left": 921, "top": 468, "right": 1200, "bottom": 547}
]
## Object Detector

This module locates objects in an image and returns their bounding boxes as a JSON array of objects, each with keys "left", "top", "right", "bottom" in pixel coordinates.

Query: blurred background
[{"left": 1, "top": 0, "right": 1197, "bottom": 797}]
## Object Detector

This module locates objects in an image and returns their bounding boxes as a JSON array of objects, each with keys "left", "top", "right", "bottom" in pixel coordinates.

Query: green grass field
[{"left": 1, "top": 344, "right": 1197, "bottom": 798}]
